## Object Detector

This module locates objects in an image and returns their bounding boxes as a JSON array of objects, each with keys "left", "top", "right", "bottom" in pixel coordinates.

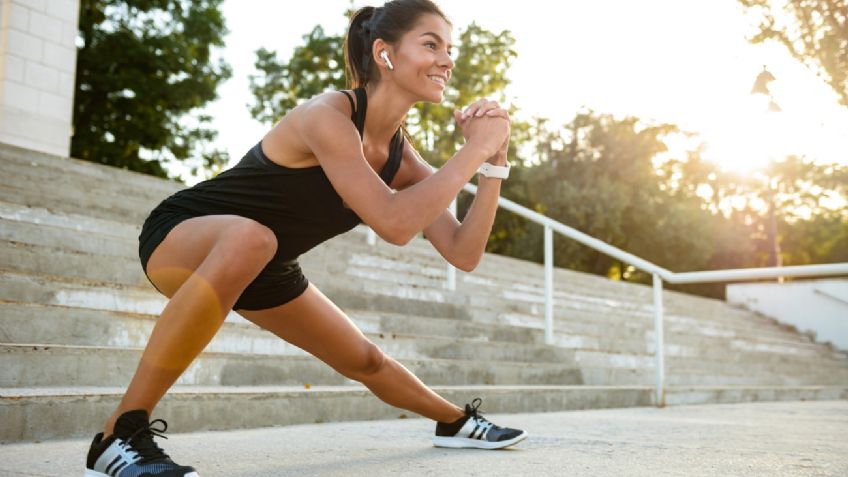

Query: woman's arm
[
  {"left": 398, "top": 100, "right": 512, "bottom": 271},
  {"left": 399, "top": 144, "right": 506, "bottom": 272},
  {"left": 295, "top": 97, "right": 508, "bottom": 245}
]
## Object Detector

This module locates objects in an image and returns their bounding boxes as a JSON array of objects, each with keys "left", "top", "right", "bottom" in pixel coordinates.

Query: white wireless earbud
[{"left": 380, "top": 50, "right": 394, "bottom": 70}]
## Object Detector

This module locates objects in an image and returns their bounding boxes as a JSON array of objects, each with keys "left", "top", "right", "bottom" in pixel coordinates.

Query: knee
[
  {"left": 347, "top": 341, "right": 387, "bottom": 380},
  {"left": 225, "top": 219, "right": 278, "bottom": 264}
]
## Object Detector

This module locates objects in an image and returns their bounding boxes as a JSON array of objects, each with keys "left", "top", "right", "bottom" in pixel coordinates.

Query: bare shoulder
[
  {"left": 261, "top": 90, "right": 358, "bottom": 167},
  {"left": 297, "top": 89, "right": 356, "bottom": 117},
  {"left": 292, "top": 91, "right": 361, "bottom": 147}
]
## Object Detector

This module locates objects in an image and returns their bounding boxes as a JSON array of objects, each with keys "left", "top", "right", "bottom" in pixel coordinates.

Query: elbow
[
  {"left": 384, "top": 231, "right": 414, "bottom": 246},
  {"left": 454, "top": 255, "right": 481, "bottom": 273},
  {"left": 376, "top": 218, "right": 416, "bottom": 246}
]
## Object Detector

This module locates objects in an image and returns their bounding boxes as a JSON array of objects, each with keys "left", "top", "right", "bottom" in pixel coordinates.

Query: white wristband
[{"left": 477, "top": 161, "right": 510, "bottom": 179}]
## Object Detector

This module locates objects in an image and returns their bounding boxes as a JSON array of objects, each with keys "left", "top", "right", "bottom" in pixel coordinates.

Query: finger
[
  {"left": 475, "top": 101, "right": 501, "bottom": 117},
  {"left": 463, "top": 99, "right": 489, "bottom": 119},
  {"left": 485, "top": 106, "right": 508, "bottom": 116},
  {"left": 484, "top": 109, "right": 509, "bottom": 119},
  {"left": 453, "top": 109, "right": 463, "bottom": 123},
  {"left": 462, "top": 105, "right": 480, "bottom": 120}
]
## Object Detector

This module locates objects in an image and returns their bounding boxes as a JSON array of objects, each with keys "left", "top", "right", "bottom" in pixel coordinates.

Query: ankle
[{"left": 440, "top": 406, "right": 465, "bottom": 424}]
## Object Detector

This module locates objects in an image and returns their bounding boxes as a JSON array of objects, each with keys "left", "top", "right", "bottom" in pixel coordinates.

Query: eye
[{"left": 424, "top": 42, "right": 437, "bottom": 50}]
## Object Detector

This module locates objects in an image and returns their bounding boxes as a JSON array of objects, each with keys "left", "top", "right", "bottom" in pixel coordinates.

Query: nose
[{"left": 439, "top": 49, "right": 454, "bottom": 71}]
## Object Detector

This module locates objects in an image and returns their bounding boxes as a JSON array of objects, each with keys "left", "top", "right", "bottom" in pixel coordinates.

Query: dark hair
[{"left": 344, "top": 0, "right": 451, "bottom": 88}]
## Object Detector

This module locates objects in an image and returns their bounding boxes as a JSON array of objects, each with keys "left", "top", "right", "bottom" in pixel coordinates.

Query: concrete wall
[
  {"left": 727, "top": 279, "right": 848, "bottom": 351},
  {"left": 0, "top": 0, "right": 79, "bottom": 156}
]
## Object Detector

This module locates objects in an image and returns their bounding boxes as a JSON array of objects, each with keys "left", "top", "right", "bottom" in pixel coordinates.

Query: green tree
[
  {"left": 738, "top": 0, "right": 848, "bottom": 107},
  {"left": 493, "top": 111, "right": 717, "bottom": 284},
  {"left": 73, "top": 0, "right": 232, "bottom": 178},
  {"left": 249, "top": 26, "right": 346, "bottom": 125}
]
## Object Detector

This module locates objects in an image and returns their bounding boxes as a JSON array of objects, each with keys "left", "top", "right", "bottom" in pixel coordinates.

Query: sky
[{"left": 192, "top": 0, "right": 848, "bottom": 183}]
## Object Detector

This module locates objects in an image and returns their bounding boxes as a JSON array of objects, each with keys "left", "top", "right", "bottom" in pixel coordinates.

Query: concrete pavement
[{"left": 1, "top": 400, "right": 846, "bottom": 476}]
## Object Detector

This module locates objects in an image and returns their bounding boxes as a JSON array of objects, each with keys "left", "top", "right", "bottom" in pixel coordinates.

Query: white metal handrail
[{"left": 366, "top": 182, "right": 848, "bottom": 407}]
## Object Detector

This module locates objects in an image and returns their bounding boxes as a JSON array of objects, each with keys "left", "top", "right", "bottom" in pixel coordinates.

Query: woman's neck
[{"left": 363, "top": 82, "right": 415, "bottom": 145}]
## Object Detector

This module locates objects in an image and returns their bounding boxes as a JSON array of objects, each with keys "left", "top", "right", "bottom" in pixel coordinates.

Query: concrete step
[
  {"left": 5, "top": 342, "right": 839, "bottom": 389},
  {"left": 0, "top": 343, "right": 585, "bottom": 388},
  {"left": 0, "top": 239, "right": 149, "bottom": 287},
  {"left": 310, "top": 246, "right": 813, "bottom": 335},
  {"left": 0, "top": 181, "right": 155, "bottom": 225},
  {"left": 2, "top": 236, "right": 816, "bottom": 354},
  {"left": 4, "top": 384, "right": 846, "bottom": 443},
  {"left": 574, "top": 349, "right": 848, "bottom": 379},
  {"left": 5, "top": 297, "right": 843, "bottom": 382},
  {"left": 0, "top": 200, "right": 139, "bottom": 242},
  {"left": 305, "top": 265, "right": 825, "bottom": 348},
  {"left": 576, "top": 366, "right": 839, "bottom": 386},
  {"left": 0, "top": 199, "right": 799, "bottom": 343},
  {"left": 0, "top": 143, "right": 182, "bottom": 197},
  {"left": 0, "top": 268, "right": 472, "bottom": 321},
  {"left": 3, "top": 266, "right": 843, "bottom": 371},
  {"left": 0, "top": 197, "right": 753, "bottom": 326},
  {"left": 8, "top": 303, "right": 826, "bottom": 387},
  {"left": 312, "top": 234, "right": 752, "bottom": 316},
  {"left": 0, "top": 154, "right": 177, "bottom": 203}
]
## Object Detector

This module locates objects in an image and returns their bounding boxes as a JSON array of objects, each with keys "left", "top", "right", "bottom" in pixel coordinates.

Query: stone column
[{"left": 0, "top": 0, "right": 79, "bottom": 157}]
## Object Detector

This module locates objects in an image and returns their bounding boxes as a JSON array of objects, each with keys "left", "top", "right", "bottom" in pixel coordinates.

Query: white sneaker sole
[
  {"left": 432, "top": 431, "right": 528, "bottom": 449},
  {"left": 84, "top": 470, "right": 199, "bottom": 477}
]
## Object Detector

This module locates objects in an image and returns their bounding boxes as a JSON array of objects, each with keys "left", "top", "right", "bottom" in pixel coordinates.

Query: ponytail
[{"left": 344, "top": 7, "right": 377, "bottom": 88}]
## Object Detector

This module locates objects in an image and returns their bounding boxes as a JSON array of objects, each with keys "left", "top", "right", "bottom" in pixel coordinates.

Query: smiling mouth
[{"left": 428, "top": 75, "right": 447, "bottom": 86}]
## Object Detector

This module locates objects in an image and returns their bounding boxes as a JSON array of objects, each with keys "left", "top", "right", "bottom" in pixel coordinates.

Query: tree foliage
[
  {"left": 490, "top": 113, "right": 715, "bottom": 282},
  {"left": 73, "top": 0, "right": 232, "bottom": 178},
  {"left": 492, "top": 110, "right": 847, "bottom": 297},
  {"left": 249, "top": 26, "right": 346, "bottom": 125},
  {"left": 738, "top": 0, "right": 848, "bottom": 107}
]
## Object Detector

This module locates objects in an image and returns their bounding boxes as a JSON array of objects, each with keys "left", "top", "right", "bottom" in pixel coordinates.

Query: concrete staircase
[{"left": 1, "top": 143, "right": 846, "bottom": 443}]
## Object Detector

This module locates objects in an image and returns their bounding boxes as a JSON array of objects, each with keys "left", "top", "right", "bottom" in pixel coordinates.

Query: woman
[{"left": 85, "top": 1, "right": 525, "bottom": 475}]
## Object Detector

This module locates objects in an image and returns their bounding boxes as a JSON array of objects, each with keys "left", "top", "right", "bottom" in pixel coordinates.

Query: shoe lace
[
  {"left": 126, "top": 418, "right": 171, "bottom": 464},
  {"left": 467, "top": 398, "right": 500, "bottom": 431}
]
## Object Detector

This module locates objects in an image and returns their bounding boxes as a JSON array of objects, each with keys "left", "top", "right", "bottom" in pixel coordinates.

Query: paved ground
[{"left": 1, "top": 400, "right": 846, "bottom": 476}]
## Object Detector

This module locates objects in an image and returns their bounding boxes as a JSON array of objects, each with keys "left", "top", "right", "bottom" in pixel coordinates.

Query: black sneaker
[
  {"left": 432, "top": 398, "right": 528, "bottom": 449},
  {"left": 84, "top": 409, "right": 198, "bottom": 477}
]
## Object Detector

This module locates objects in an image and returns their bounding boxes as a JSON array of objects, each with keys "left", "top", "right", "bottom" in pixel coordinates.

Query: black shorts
[{"left": 138, "top": 209, "right": 310, "bottom": 311}]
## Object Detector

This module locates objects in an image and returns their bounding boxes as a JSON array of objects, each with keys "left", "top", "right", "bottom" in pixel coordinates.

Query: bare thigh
[
  {"left": 237, "top": 283, "right": 384, "bottom": 380},
  {"left": 145, "top": 214, "right": 276, "bottom": 299}
]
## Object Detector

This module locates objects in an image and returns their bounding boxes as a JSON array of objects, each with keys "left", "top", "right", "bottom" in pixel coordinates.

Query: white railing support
[
  {"left": 445, "top": 199, "right": 457, "bottom": 291},
  {"left": 652, "top": 274, "right": 666, "bottom": 407},
  {"left": 669, "top": 263, "right": 848, "bottom": 284},
  {"left": 544, "top": 225, "right": 554, "bottom": 345},
  {"left": 366, "top": 227, "right": 377, "bottom": 246}
]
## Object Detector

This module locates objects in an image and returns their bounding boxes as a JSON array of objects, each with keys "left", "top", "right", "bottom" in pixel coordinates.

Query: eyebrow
[{"left": 420, "top": 31, "right": 453, "bottom": 49}]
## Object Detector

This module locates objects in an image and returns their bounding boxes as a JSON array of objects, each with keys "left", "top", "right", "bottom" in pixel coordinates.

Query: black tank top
[{"left": 151, "top": 88, "right": 405, "bottom": 261}]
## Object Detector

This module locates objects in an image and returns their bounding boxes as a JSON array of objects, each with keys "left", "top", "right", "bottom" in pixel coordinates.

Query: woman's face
[{"left": 390, "top": 14, "right": 454, "bottom": 103}]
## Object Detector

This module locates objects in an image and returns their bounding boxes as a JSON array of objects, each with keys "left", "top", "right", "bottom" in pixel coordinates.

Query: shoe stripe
[
  {"left": 112, "top": 461, "right": 128, "bottom": 476},
  {"left": 104, "top": 455, "right": 123, "bottom": 475},
  {"left": 468, "top": 423, "right": 481, "bottom": 439},
  {"left": 477, "top": 423, "right": 489, "bottom": 440}
]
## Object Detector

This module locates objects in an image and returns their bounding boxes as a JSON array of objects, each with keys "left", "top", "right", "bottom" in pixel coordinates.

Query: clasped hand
[{"left": 453, "top": 99, "right": 510, "bottom": 163}]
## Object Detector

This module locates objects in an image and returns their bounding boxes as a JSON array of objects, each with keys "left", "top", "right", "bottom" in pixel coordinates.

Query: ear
[{"left": 371, "top": 39, "right": 393, "bottom": 70}]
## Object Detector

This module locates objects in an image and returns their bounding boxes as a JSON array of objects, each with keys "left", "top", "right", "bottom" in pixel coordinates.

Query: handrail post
[
  {"left": 653, "top": 273, "right": 666, "bottom": 407},
  {"left": 544, "top": 225, "right": 554, "bottom": 345},
  {"left": 445, "top": 199, "right": 457, "bottom": 291}
]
